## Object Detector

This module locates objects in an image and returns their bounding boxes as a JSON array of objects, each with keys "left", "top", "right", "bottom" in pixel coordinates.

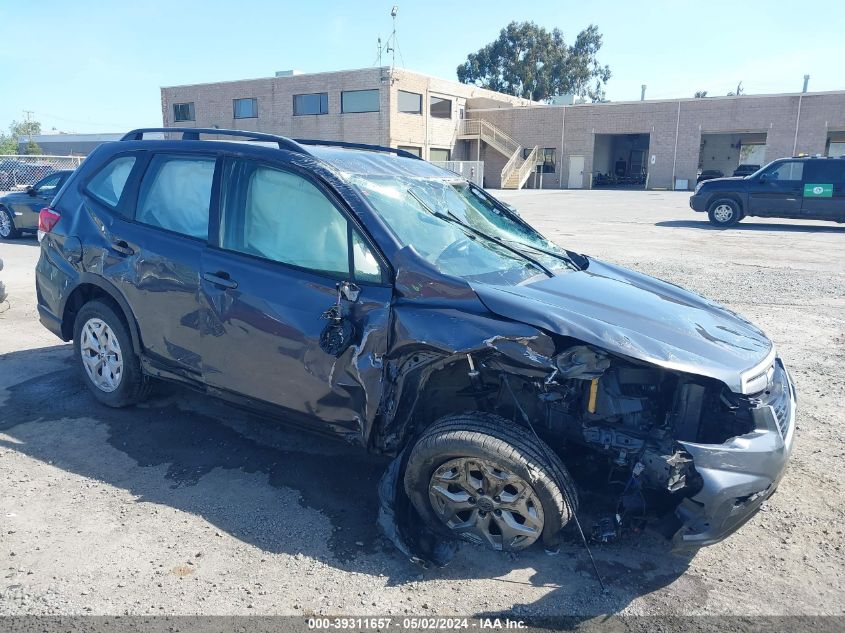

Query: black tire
[
  {"left": 73, "top": 300, "right": 150, "bottom": 407},
  {"left": 0, "top": 206, "right": 21, "bottom": 240},
  {"left": 707, "top": 198, "right": 742, "bottom": 227},
  {"left": 403, "top": 412, "right": 578, "bottom": 552}
]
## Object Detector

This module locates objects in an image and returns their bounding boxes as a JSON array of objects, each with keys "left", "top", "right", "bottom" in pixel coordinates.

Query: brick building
[{"left": 160, "top": 67, "right": 845, "bottom": 190}]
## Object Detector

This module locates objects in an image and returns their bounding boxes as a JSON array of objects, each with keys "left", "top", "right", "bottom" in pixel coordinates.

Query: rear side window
[
  {"left": 86, "top": 156, "right": 136, "bottom": 208},
  {"left": 136, "top": 155, "right": 215, "bottom": 240},
  {"left": 805, "top": 161, "right": 845, "bottom": 184}
]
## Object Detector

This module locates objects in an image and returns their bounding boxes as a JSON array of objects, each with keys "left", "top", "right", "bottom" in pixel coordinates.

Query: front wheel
[
  {"left": 403, "top": 413, "right": 578, "bottom": 552},
  {"left": 707, "top": 199, "right": 742, "bottom": 227},
  {"left": 0, "top": 207, "right": 21, "bottom": 239}
]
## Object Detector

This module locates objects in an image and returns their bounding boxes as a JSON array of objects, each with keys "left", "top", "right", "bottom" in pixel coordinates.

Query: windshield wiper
[
  {"left": 497, "top": 238, "right": 582, "bottom": 271},
  {"left": 406, "top": 188, "right": 554, "bottom": 277}
]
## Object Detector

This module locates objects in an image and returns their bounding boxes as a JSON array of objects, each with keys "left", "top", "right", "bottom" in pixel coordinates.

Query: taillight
[{"left": 38, "top": 207, "right": 61, "bottom": 233}]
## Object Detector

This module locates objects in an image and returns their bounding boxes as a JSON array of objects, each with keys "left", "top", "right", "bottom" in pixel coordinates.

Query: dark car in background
[
  {"left": 0, "top": 170, "right": 73, "bottom": 239},
  {"left": 696, "top": 169, "right": 724, "bottom": 184},
  {"left": 690, "top": 156, "right": 845, "bottom": 226},
  {"left": 732, "top": 164, "right": 761, "bottom": 177},
  {"left": 35, "top": 128, "right": 795, "bottom": 561}
]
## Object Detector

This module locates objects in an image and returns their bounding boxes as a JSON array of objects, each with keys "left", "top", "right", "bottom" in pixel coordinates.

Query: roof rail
[
  {"left": 294, "top": 139, "right": 423, "bottom": 160},
  {"left": 120, "top": 127, "right": 310, "bottom": 154}
]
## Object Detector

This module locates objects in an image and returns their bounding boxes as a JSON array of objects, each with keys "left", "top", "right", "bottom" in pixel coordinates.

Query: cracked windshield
[{"left": 350, "top": 174, "right": 577, "bottom": 285}]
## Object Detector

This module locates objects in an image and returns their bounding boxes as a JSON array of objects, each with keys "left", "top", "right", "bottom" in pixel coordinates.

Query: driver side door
[{"left": 747, "top": 161, "right": 804, "bottom": 216}]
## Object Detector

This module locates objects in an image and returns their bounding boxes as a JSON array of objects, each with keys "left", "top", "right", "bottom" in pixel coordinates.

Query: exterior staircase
[{"left": 457, "top": 119, "right": 543, "bottom": 189}]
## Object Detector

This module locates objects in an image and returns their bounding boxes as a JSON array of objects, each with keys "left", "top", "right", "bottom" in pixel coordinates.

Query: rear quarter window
[{"left": 86, "top": 155, "right": 137, "bottom": 208}]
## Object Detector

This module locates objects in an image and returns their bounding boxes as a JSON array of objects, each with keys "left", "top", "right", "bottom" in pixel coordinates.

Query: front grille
[{"left": 759, "top": 359, "right": 792, "bottom": 437}]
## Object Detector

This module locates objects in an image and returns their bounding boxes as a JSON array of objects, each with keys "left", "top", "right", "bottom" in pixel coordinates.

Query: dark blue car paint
[{"left": 36, "top": 133, "right": 796, "bottom": 554}]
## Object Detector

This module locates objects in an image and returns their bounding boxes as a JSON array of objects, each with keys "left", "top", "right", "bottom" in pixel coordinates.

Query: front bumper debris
[{"left": 672, "top": 359, "right": 796, "bottom": 548}]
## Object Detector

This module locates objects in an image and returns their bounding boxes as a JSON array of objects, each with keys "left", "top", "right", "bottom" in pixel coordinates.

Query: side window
[
  {"left": 136, "top": 155, "right": 215, "bottom": 239},
  {"left": 352, "top": 230, "right": 382, "bottom": 283},
  {"left": 34, "top": 172, "right": 63, "bottom": 195},
  {"left": 766, "top": 161, "right": 804, "bottom": 182},
  {"left": 86, "top": 155, "right": 137, "bottom": 208},
  {"left": 221, "top": 162, "right": 351, "bottom": 277},
  {"left": 805, "top": 161, "right": 845, "bottom": 185}
]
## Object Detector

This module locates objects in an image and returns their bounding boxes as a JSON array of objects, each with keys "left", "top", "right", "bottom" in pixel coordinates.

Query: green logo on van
[{"left": 804, "top": 183, "right": 833, "bottom": 197}]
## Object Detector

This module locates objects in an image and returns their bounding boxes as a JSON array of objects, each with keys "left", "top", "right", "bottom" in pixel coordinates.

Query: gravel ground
[{"left": 0, "top": 190, "right": 843, "bottom": 618}]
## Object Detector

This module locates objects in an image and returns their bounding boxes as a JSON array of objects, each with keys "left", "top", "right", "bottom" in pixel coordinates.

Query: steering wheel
[{"left": 435, "top": 237, "right": 477, "bottom": 270}]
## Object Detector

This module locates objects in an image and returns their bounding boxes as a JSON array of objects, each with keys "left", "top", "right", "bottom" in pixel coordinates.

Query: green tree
[
  {"left": 23, "top": 139, "right": 43, "bottom": 155},
  {"left": 456, "top": 22, "right": 611, "bottom": 101},
  {"left": 1, "top": 118, "right": 43, "bottom": 154},
  {"left": 694, "top": 91, "right": 708, "bottom": 98},
  {"left": 0, "top": 134, "right": 16, "bottom": 155},
  {"left": 10, "top": 118, "right": 41, "bottom": 140}
]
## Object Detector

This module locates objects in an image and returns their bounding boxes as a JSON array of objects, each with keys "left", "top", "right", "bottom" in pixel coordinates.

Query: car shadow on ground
[
  {"left": 0, "top": 344, "right": 694, "bottom": 616},
  {"left": 656, "top": 219, "right": 845, "bottom": 233}
]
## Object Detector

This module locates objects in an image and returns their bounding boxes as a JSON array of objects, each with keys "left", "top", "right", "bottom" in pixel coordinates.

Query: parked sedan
[{"left": 0, "top": 170, "right": 73, "bottom": 239}]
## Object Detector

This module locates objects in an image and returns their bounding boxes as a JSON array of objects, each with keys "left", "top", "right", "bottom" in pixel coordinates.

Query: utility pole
[{"left": 23, "top": 110, "right": 35, "bottom": 143}]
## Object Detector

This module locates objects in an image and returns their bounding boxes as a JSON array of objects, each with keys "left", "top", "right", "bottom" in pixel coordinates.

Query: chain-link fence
[{"left": 0, "top": 155, "right": 84, "bottom": 191}]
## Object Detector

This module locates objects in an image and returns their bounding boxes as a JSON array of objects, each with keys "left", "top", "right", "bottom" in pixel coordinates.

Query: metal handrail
[
  {"left": 460, "top": 119, "right": 520, "bottom": 155},
  {"left": 500, "top": 146, "right": 524, "bottom": 183}
]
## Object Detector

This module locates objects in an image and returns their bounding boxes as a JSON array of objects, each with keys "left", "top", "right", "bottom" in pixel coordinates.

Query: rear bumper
[{"left": 672, "top": 361, "right": 796, "bottom": 548}]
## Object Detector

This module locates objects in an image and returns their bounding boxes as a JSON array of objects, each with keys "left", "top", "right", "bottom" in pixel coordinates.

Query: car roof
[
  {"left": 307, "top": 145, "right": 455, "bottom": 179},
  {"left": 116, "top": 127, "right": 459, "bottom": 181}
]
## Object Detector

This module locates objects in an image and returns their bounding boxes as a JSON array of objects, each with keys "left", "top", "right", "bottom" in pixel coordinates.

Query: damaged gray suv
[{"left": 36, "top": 128, "right": 795, "bottom": 563}]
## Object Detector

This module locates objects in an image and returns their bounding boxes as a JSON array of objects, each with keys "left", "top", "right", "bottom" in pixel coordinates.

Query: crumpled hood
[{"left": 471, "top": 258, "right": 772, "bottom": 392}]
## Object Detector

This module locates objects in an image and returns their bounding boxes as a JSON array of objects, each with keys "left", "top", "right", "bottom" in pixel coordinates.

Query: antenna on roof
[
  {"left": 384, "top": 6, "right": 403, "bottom": 73},
  {"left": 375, "top": 36, "right": 383, "bottom": 66}
]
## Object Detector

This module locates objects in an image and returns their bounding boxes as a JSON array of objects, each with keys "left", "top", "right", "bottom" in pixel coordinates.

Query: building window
[
  {"left": 173, "top": 102, "right": 195, "bottom": 122},
  {"left": 524, "top": 147, "right": 556, "bottom": 173},
  {"left": 233, "top": 98, "right": 258, "bottom": 119},
  {"left": 341, "top": 89, "right": 380, "bottom": 113},
  {"left": 293, "top": 93, "right": 328, "bottom": 116},
  {"left": 397, "top": 90, "right": 422, "bottom": 114},
  {"left": 429, "top": 96, "right": 451, "bottom": 119},
  {"left": 429, "top": 148, "right": 451, "bottom": 162},
  {"left": 397, "top": 145, "right": 422, "bottom": 157},
  {"left": 541, "top": 148, "right": 556, "bottom": 173}
]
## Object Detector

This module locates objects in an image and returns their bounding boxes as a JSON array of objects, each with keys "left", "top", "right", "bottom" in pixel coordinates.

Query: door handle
[
  {"left": 110, "top": 240, "right": 134, "bottom": 256},
  {"left": 202, "top": 271, "right": 238, "bottom": 289}
]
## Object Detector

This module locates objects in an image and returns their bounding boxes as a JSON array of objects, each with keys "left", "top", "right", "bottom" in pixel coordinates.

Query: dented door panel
[{"left": 199, "top": 247, "right": 392, "bottom": 440}]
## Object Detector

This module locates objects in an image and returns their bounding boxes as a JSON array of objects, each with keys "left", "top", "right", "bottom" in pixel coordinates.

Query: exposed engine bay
[{"left": 379, "top": 339, "right": 775, "bottom": 564}]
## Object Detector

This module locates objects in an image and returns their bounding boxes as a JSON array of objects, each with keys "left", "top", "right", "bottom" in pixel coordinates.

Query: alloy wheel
[
  {"left": 713, "top": 204, "right": 734, "bottom": 223},
  {"left": 428, "top": 457, "right": 544, "bottom": 550},
  {"left": 79, "top": 318, "right": 123, "bottom": 392},
  {"left": 0, "top": 210, "right": 11, "bottom": 237}
]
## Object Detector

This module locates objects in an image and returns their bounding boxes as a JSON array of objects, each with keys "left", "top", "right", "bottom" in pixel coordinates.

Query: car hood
[
  {"left": 0, "top": 192, "right": 27, "bottom": 203},
  {"left": 471, "top": 258, "right": 772, "bottom": 392}
]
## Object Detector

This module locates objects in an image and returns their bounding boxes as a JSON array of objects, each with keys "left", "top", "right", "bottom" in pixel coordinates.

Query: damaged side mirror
[{"left": 319, "top": 281, "right": 360, "bottom": 357}]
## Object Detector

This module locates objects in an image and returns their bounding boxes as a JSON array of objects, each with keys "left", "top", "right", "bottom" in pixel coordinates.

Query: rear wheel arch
[{"left": 62, "top": 278, "right": 141, "bottom": 351}]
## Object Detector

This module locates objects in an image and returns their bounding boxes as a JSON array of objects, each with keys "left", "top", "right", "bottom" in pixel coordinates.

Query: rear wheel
[
  {"left": 0, "top": 207, "right": 21, "bottom": 239},
  {"left": 707, "top": 199, "right": 742, "bottom": 227},
  {"left": 403, "top": 413, "right": 578, "bottom": 552},
  {"left": 73, "top": 300, "right": 150, "bottom": 407}
]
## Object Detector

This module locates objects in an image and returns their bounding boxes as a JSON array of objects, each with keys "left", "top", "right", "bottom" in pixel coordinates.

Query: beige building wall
[
  {"left": 161, "top": 70, "right": 845, "bottom": 191},
  {"left": 161, "top": 67, "right": 528, "bottom": 160},
  {"left": 470, "top": 91, "right": 845, "bottom": 189}
]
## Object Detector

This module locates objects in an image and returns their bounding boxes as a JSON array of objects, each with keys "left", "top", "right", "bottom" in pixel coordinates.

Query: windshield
[{"left": 348, "top": 175, "right": 576, "bottom": 285}]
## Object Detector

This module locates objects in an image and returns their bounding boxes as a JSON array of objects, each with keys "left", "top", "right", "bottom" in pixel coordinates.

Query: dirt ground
[{"left": 0, "top": 190, "right": 843, "bottom": 617}]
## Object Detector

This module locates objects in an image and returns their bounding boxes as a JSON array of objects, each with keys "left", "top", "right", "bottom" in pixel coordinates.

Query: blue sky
[{"left": 1, "top": 0, "right": 843, "bottom": 134}]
